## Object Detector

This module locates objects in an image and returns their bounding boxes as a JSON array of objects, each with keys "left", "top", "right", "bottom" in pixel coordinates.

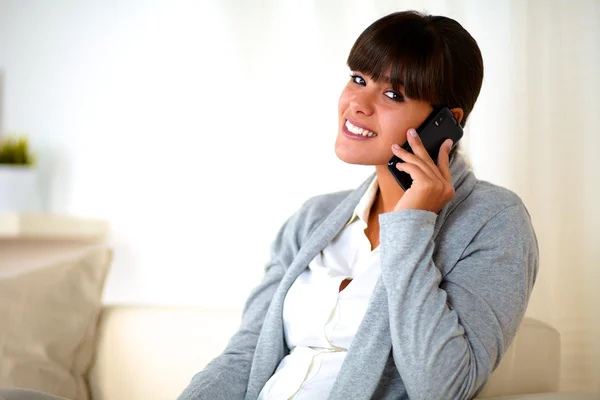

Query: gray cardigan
[{"left": 179, "top": 153, "right": 539, "bottom": 400}]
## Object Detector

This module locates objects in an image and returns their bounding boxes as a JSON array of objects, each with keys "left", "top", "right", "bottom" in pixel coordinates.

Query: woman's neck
[{"left": 373, "top": 164, "right": 406, "bottom": 215}]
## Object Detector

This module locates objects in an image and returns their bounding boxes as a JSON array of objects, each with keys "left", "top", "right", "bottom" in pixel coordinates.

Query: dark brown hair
[{"left": 348, "top": 11, "right": 484, "bottom": 128}]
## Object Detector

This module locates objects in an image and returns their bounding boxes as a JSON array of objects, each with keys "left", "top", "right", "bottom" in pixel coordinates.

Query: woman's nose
[{"left": 349, "top": 91, "right": 375, "bottom": 116}]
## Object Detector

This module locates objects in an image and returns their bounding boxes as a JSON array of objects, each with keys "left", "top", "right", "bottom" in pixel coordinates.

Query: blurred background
[{"left": 0, "top": 0, "right": 598, "bottom": 394}]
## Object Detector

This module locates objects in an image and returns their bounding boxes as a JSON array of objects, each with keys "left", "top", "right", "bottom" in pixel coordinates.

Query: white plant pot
[{"left": 0, "top": 165, "right": 40, "bottom": 213}]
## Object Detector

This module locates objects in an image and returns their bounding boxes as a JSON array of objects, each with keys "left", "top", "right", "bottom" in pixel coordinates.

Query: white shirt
[{"left": 258, "top": 177, "right": 381, "bottom": 400}]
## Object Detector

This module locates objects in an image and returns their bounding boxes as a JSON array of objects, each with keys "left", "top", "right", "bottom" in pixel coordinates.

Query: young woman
[
  {"left": 0, "top": 10, "right": 538, "bottom": 400},
  {"left": 177, "top": 10, "right": 539, "bottom": 400}
]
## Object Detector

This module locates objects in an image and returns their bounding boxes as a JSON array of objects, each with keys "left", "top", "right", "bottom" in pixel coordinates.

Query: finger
[
  {"left": 404, "top": 128, "right": 444, "bottom": 180},
  {"left": 391, "top": 143, "right": 437, "bottom": 179},
  {"left": 406, "top": 128, "right": 438, "bottom": 171},
  {"left": 437, "top": 139, "right": 453, "bottom": 182},
  {"left": 395, "top": 160, "right": 431, "bottom": 185}
]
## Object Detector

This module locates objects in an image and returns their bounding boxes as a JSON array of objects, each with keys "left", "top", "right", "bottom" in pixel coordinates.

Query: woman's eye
[
  {"left": 350, "top": 74, "right": 366, "bottom": 86},
  {"left": 384, "top": 90, "right": 405, "bottom": 102}
]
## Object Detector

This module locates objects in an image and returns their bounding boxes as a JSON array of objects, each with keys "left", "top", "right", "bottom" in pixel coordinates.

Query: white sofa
[{"left": 87, "top": 306, "right": 598, "bottom": 400}]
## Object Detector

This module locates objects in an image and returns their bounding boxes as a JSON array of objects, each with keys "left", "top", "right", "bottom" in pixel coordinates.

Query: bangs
[{"left": 347, "top": 13, "right": 451, "bottom": 106}]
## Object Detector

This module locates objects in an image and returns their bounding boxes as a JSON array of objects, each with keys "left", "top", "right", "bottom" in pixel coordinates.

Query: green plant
[{"left": 0, "top": 134, "right": 36, "bottom": 166}]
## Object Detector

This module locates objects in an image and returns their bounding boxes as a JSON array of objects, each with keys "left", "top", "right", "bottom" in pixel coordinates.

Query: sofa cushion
[
  {"left": 0, "top": 246, "right": 113, "bottom": 400},
  {"left": 88, "top": 307, "right": 242, "bottom": 400},
  {"left": 478, "top": 318, "right": 561, "bottom": 398}
]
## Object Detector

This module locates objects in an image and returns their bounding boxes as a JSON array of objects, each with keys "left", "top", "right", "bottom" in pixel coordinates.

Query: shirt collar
[{"left": 346, "top": 175, "right": 378, "bottom": 226}]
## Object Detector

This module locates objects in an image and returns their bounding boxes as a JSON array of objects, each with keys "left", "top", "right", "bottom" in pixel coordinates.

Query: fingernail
[
  {"left": 447, "top": 139, "right": 454, "bottom": 148},
  {"left": 409, "top": 129, "right": 417, "bottom": 137},
  {"left": 392, "top": 144, "right": 400, "bottom": 150}
]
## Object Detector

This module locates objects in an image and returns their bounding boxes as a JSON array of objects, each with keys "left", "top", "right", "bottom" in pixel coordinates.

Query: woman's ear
[{"left": 450, "top": 107, "right": 464, "bottom": 124}]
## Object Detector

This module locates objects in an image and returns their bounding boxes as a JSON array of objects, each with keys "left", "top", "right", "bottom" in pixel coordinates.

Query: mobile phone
[{"left": 387, "top": 106, "right": 463, "bottom": 191}]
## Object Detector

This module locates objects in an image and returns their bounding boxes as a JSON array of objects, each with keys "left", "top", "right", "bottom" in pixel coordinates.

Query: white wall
[{"left": 0, "top": 0, "right": 597, "bottom": 307}]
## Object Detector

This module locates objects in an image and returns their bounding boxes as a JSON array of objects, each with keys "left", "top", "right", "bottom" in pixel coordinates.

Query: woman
[
  {"left": 178, "top": 10, "right": 538, "bottom": 400},
  {"left": 0, "top": 10, "right": 538, "bottom": 400}
]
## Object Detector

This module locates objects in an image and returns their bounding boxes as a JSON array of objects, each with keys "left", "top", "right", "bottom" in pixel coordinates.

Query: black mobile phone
[{"left": 387, "top": 106, "right": 463, "bottom": 191}]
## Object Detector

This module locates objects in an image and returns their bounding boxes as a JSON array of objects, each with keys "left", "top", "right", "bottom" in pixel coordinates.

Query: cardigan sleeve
[
  {"left": 378, "top": 203, "right": 539, "bottom": 400},
  {"left": 177, "top": 214, "right": 300, "bottom": 400}
]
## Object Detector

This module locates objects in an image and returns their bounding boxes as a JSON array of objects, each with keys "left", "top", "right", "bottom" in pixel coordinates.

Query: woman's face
[{"left": 335, "top": 71, "right": 433, "bottom": 166}]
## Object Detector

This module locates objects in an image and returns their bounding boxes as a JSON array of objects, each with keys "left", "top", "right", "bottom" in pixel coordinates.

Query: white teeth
[{"left": 345, "top": 120, "right": 376, "bottom": 137}]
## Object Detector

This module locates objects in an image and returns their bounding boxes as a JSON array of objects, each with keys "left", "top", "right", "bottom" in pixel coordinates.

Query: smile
[{"left": 344, "top": 120, "right": 377, "bottom": 137}]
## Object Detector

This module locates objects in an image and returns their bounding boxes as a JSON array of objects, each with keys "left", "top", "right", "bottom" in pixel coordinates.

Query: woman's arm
[
  {"left": 177, "top": 215, "right": 299, "bottom": 400},
  {"left": 378, "top": 203, "right": 539, "bottom": 400}
]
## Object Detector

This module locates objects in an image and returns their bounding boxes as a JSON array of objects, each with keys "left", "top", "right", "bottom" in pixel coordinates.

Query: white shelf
[{"left": 0, "top": 213, "right": 109, "bottom": 241}]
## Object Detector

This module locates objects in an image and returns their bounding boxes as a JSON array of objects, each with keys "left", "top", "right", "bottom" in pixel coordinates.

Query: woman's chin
[{"left": 334, "top": 145, "right": 375, "bottom": 165}]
